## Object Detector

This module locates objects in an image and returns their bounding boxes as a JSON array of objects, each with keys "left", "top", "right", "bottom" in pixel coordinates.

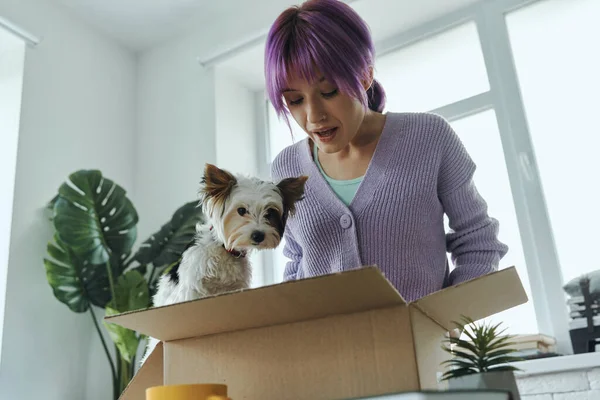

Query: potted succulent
[{"left": 440, "top": 316, "right": 524, "bottom": 400}]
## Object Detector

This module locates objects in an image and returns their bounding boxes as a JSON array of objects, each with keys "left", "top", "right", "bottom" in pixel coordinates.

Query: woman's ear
[{"left": 362, "top": 66, "right": 374, "bottom": 91}]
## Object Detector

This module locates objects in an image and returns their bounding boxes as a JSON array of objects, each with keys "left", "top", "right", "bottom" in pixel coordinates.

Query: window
[
  {"left": 375, "top": 21, "right": 537, "bottom": 335},
  {"left": 506, "top": 0, "right": 600, "bottom": 283},
  {"left": 375, "top": 21, "right": 489, "bottom": 113},
  {"left": 449, "top": 110, "right": 536, "bottom": 334},
  {"left": 0, "top": 25, "right": 26, "bottom": 362}
]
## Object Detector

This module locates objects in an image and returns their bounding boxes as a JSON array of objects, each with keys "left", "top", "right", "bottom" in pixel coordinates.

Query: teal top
[{"left": 313, "top": 142, "right": 363, "bottom": 206}]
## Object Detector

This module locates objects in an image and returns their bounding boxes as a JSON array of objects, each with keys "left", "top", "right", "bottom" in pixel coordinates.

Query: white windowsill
[{"left": 513, "top": 353, "right": 600, "bottom": 377}]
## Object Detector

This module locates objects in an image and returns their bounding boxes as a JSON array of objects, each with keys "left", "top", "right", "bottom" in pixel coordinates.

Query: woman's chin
[{"left": 313, "top": 135, "right": 346, "bottom": 153}]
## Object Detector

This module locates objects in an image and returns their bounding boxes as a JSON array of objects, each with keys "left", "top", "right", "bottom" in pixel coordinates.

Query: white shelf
[{"left": 513, "top": 352, "right": 600, "bottom": 376}]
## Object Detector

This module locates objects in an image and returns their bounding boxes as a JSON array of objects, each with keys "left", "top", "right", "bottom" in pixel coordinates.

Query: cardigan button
[{"left": 340, "top": 214, "right": 352, "bottom": 229}]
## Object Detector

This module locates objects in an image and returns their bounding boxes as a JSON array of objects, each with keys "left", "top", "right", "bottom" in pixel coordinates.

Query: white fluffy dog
[{"left": 140, "top": 163, "right": 307, "bottom": 365}]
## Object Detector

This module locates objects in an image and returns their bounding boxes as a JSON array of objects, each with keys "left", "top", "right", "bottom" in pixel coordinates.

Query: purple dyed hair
[{"left": 264, "top": 0, "right": 386, "bottom": 121}]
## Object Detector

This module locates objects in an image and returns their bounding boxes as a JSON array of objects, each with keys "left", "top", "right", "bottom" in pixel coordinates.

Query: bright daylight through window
[
  {"left": 506, "top": 0, "right": 600, "bottom": 285},
  {"left": 0, "top": 24, "right": 26, "bottom": 362},
  {"left": 449, "top": 110, "right": 534, "bottom": 335},
  {"left": 375, "top": 21, "right": 489, "bottom": 113}
]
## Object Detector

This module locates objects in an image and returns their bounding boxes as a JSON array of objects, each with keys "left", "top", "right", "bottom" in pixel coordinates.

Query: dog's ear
[
  {"left": 277, "top": 175, "right": 308, "bottom": 217},
  {"left": 200, "top": 164, "right": 237, "bottom": 209}
]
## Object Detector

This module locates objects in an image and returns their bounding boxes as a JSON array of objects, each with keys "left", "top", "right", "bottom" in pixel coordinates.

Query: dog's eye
[
  {"left": 237, "top": 207, "right": 247, "bottom": 216},
  {"left": 265, "top": 208, "right": 277, "bottom": 219}
]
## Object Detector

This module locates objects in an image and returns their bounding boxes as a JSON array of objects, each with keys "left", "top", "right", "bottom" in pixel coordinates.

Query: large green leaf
[
  {"left": 104, "top": 307, "right": 140, "bottom": 364},
  {"left": 102, "top": 270, "right": 149, "bottom": 364},
  {"left": 43, "top": 234, "right": 119, "bottom": 312},
  {"left": 52, "top": 170, "right": 138, "bottom": 265},
  {"left": 45, "top": 195, "right": 59, "bottom": 222},
  {"left": 133, "top": 201, "right": 203, "bottom": 268},
  {"left": 111, "top": 270, "right": 150, "bottom": 313}
]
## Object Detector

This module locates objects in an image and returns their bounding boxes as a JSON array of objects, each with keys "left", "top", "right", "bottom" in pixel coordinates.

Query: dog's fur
[{"left": 140, "top": 163, "right": 307, "bottom": 365}]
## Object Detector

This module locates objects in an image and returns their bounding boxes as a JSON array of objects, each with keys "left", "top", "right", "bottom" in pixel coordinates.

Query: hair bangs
[{"left": 265, "top": 0, "right": 382, "bottom": 129}]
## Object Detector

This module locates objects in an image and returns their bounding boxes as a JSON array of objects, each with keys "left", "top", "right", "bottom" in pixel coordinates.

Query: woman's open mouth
[{"left": 314, "top": 127, "right": 338, "bottom": 143}]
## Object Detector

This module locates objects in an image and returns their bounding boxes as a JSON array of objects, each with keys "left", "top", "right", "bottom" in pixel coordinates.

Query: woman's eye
[
  {"left": 289, "top": 98, "right": 303, "bottom": 105},
  {"left": 237, "top": 207, "right": 247, "bottom": 216},
  {"left": 322, "top": 89, "right": 338, "bottom": 98}
]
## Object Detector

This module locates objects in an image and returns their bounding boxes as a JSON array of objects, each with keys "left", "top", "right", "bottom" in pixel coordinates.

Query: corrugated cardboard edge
[
  {"left": 119, "top": 342, "right": 163, "bottom": 400},
  {"left": 104, "top": 266, "right": 408, "bottom": 341},
  {"left": 412, "top": 266, "right": 528, "bottom": 331},
  {"left": 106, "top": 266, "right": 399, "bottom": 320}
]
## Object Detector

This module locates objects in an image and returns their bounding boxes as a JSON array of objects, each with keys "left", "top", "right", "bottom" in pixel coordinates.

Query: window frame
[{"left": 257, "top": 0, "right": 573, "bottom": 354}]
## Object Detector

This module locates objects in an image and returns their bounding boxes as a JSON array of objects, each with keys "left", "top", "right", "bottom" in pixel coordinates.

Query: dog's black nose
[{"left": 251, "top": 231, "right": 265, "bottom": 243}]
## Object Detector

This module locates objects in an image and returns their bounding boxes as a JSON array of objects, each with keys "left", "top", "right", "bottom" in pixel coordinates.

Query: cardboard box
[{"left": 105, "top": 266, "right": 527, "bottom": 400}]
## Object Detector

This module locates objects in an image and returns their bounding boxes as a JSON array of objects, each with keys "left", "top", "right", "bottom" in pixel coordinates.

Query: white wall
[
  {"left": 0, "top": 1, "right": 294, "bottom": 398},
  {"left": 135, "top": 51, "right": 267, "bottom": 290},
  {"left": 214, "top": 69, "right": 258, "bottom": 176},
  {"left": 132, "top": 2, "right": 291, "bottom": 242},
  {"left": 0, "top": 0, "right": 136, "bottom": 399},
  {"left": 132, "top": 4, "right": 292, "bottom": 288},
  {"left": 134, "top": 38, "right": 217, "bottom": 241},
  {"left": 214, "top": 69, "right": 265, "bottom": 288}
]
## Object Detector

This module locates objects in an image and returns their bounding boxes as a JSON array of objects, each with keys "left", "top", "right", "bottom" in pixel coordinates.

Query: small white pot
[{"left": 446, "top": 370, "right": 521, "bottom": 400}]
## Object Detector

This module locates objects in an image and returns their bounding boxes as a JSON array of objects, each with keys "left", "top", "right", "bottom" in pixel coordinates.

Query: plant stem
[
  {"left": 131, "top": 351, "right": 137, "bottom": 377},
  {"left": 116, "top": 344, "right": 122, "bottom": 400},
  {"left": 148, "top": 264, "right": 157, "bottom": 287},
  {"left": 106, "top": 260, "right": 117, "bottom": 305},
  {"left": 114, "top": 345, "right": 133, "bottom": 397},
  {"left": 105, "top": 260, "right": 119, "bottom": 399},
  {"left": 89, "top": 307, "right": 117, "bottom": 396},
  {"left": 120, "top": 354, "right": 131, "bottom": 393}
]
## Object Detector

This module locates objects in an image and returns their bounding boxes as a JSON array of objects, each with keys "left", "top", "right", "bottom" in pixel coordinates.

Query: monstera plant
[{"left": 43, "top": 169, "right": 204, "bottom": 399}]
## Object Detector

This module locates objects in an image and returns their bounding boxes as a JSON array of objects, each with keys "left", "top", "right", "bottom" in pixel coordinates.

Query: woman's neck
[
  {"left": 314, "top": 110, "right": 386, "bottom": 180},
  {"left": 335, "top": 110, "right": 386, "bottom": 159}
]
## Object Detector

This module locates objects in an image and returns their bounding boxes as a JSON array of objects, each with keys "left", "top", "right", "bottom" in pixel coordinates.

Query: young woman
[{"left": 265, "top": 0, "right": 508, "bottom": 303}]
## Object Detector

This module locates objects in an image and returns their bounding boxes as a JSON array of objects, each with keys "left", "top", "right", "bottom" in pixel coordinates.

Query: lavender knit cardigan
[{"left": 271, "top": 112, "right": 509, "bottom": 302}]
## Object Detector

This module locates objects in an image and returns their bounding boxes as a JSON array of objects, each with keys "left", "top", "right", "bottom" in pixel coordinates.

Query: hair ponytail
[{"left": 367, "top": 79, "right": 386, "bottom": 113}]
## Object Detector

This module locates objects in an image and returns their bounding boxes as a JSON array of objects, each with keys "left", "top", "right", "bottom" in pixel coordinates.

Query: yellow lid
[{"left": 146, "top": 384, "right": 228, "bottom": 400}]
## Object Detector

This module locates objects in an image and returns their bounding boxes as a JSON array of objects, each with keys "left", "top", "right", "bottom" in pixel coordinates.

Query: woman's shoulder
[
  {"left": 387, "top": 112, "right": 476, "bottom": 189},
  {"left": 386, "top": 111, "right": 457, "bottom": 146},
  {"left": 387, "top": 111, "right": 451, "bottom": 132}
]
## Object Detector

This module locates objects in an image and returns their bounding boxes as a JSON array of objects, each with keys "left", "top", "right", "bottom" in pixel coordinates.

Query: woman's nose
[{"left": 306, "top": 100, "right": 326, "bottom": 124}]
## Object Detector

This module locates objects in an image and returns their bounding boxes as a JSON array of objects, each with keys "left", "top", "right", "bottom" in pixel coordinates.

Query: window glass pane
[
  {"left": 449, "top": 110, "right": 537, "bottom": 335},
  {"left": 267, "top": 102, "right": 306, "bottom": 164},
  {"left": 506, "top": 0, "right": 600, "bottom": 283},
  {"left": 375, "top": 21, "right": 489, "bottom": 113}
]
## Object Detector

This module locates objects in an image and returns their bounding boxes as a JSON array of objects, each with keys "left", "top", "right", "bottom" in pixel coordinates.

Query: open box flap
[
  {"left": 119, "top": 342, "right": 163, "bottom": 400},
  {"left": 105, "top": 266, "right": 406, "bottom": 341},
  {"left": 412, "top": 266, "right": 528, "bottom": 331}
]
